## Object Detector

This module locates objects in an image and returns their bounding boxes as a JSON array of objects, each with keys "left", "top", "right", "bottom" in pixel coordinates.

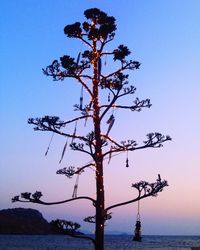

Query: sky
[{"left": 0, "top": 0, "right": 200, "bottom": 235}]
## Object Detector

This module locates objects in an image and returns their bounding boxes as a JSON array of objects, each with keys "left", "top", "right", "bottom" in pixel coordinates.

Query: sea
[{"left": 0, "top": 235, "right": 200, "bottom": 250}]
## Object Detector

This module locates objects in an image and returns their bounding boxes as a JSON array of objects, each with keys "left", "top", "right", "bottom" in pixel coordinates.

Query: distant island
[{"left": 0, "top": 208, "right": 51, "bottom": 234}]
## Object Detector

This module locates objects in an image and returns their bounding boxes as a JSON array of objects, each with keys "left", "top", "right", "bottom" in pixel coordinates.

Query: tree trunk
[{"left": 93, "top": 40, "right": 105, "bottom": 250}]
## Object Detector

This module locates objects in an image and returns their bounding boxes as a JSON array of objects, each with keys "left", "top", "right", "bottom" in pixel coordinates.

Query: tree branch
[
  {"left": 78, "top": 35, "right": 93, "bottom": 49},
  {"left": 103, "top": 134, "right": 171, "bottom": 157},
  {"left": 28, "top": 117, "right": 91, "bottom": 144},
  {"left": 100, "top": 91, "right": 120, "bottom": 121},
  {"left": 12, "top": 191, "right": 96, "bottom": 207},
  {"left": 76, "top": 76, "right": 93, "bottom": 97},
  {"left": 106, "top": 176, "right": 168, "bottom": 211},
  {"left": 61, "top": 115, "right": 93, "bottom": 126},
  {"left": 101, "top": 134, "right": 124, "bottom": 149}
]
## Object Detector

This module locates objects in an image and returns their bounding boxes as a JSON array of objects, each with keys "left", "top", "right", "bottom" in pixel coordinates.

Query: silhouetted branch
[
  {"left": 101, "top": 134, "right": 124, "bottom": 149},
  {"left": 56, "top": 166, "right": 76, "bottom": 178},
  {"left": 12, "top": 191, "right": 96, "bottom": 207},
  {"left": 76, "top": 75, "right": 93, "bottom": 97},
  {"left": 101, "top": 98, "right": 151, "bottom": 112},
  {"left": 28, "top": 116, "right": 91, "bottom": 143},
  {"left": 106, "top": 175, "right": 168, "bottom": 211},
  {"left": 70, "top": 142, "right": 93, "bottom": 156},
  {"left": 84, "top": 212, "right": 112, "bottom": 223},
  {"left": 102, "top": 60, "right": 140, "bottom": 81},
  {"left": 61, "top": 115, "right": 93, "bottom": 126},
  {"left": 56, "top": 163, "right": 95, "bottom": 178},
  {"left": 103, "top": 134, "right": 171, "bottom": 157},
  {"left": 50, "top": 219, "right": 96, "bottom": 246}
]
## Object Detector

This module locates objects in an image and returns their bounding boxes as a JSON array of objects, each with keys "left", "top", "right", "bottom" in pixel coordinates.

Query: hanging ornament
[
  {"left": 108, "top": 92, "right": 111, "bottom": 102},
  {"left": 72, "top": 173, "right": 80, "bottom": 198},
  {"left": 108, "top": 144, "right": 113, "bottom": 164},
  {"left": 71, "top": 121, "right": 77, "bottom": 144},
  {"left": 59, "top": 137, "right": 68, "bottom": 164},
  {"left": 104, "top": 54, "right": 107, "bottom": 66},
  {"left": 80, "top": 85, "right": 83, "bottom": 110},
  {"left": 84, "top": 117, "right": 88, "bottom": 127},
  {"left": 45, "top": 132, "right": 54, "bottom": 156},
  {"left": 84, "top": 101, "right": 92, "bottom": 127},
  {"left": 133, "top": 220, "right": 142, "bottom": 241},
  {"left": 133, "top": 200, "right": 142, "bottom": 241},
  {"left": 126, "top": 149, "right": 129, "bottom": 168},
  {"left": 106, "top": 114, "right": 115, "bottom": 136},
  {"left": 76, "top": 52, "right": 81, "bottom": 65}
]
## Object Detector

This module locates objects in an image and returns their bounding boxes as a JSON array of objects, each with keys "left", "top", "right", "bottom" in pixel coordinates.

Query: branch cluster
[
  {"left": 104, "top": 133, "right": 171, "bottom": 157},
  {"left": 106, "top": 175, "right": 168, "bottom": 211},
  {"left": 132, "top": 175, "right": 168, "bottom": 197},
  {"left": 28, "top": 116, "right": 64, "bottom": 131},
  {"left": 50, "top": 219, "right": 81, "bottom": 234},
  {"left": 12, "top": 191, "right": 43, "bottom": 203},
  {"left": 84, "top": 212, "right": 112, "bottom": 224}
]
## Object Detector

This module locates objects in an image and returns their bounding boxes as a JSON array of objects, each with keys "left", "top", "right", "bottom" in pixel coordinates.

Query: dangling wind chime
[{"left": 133, "top": 200, "right": 142, "bottom": 242}]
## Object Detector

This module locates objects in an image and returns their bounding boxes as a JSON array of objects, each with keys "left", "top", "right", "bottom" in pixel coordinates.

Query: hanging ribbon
[
  {"left": 59, "top": 137, "right": 68, "bottom": 164},
  {"left": 76, "top": 52, "right": 81, "bottom": 65},
  {"left": 71, "top": 121, "right": 77, "bottom": 144},
  {"left": 45, "top": 132, "right": 54, "bottom": 156}
]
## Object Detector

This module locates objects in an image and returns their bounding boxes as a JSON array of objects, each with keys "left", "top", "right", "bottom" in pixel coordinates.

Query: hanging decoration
[
  {"left": 71, "top": 121, "right": 77, "bottom": 144},
  {"left": 104, "top": 54, "right": 107, "bottom": 66},
  {"left": 126, "top": 149, "right": 129, "bottom": 168},
  {"left": 108, "top": 92, "right": 111, "bottom": 102},
  {"left": 76, "top": 52, "right": 81, "bottom": 65},
  {"left": 84, "top": 100, "right": 92, "bottom": 127},
  {"left": 80, "top": 85, "right": 83, "bottom": 110},
  {"left": 59, "top": 137, "right": 69, "bottom": 164},
  {"left": 45, "top": 132, "right": 54, "bottom": 156},
  {"left": 106, "top": 114, "right": 115, "bottom": 136},
  {"left": 72, "top": 173, "right": 80, "bottom": 198},
  {"left": 108, "top": 144, "right": 113, "bottom": 164},
  {"left": 133, "top": 200, "right": 142, "bottom": 241}
]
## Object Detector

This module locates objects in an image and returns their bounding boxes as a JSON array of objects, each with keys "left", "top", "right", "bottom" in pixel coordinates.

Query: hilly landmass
[{"left": 0, "top": 208, "right": 51, "bottom": 234}]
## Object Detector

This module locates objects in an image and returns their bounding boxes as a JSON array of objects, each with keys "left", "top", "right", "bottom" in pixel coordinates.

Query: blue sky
[{"left": 0, "top": 0, "right": 200, "bottom": 235}]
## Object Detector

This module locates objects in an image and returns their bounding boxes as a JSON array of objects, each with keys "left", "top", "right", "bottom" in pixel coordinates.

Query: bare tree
[{"left": 12, "top": 8, "right": 171, "bottom": 250}]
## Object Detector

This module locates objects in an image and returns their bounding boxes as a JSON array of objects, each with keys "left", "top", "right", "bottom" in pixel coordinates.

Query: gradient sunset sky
[{"left": 1, "top": 0, "right": 200, "bottom": 235}]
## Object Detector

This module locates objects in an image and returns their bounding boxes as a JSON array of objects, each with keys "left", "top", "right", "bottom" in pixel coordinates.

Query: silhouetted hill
[{"left": 0, "top": 208, "right": 51, "bottom": 234}]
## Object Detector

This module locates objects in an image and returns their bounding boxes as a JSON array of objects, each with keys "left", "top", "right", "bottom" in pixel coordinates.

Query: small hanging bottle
[
  {"left": 108, "top": 92, "right": 110, "bottom": 102},
  {"left": 126, "top": 150, "right": 129, "bottom": 167}
]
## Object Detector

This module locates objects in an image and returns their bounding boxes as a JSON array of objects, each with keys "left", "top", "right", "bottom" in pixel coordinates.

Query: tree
[{"left": 12, "top": 8, "right": 171, "bottom": 250}]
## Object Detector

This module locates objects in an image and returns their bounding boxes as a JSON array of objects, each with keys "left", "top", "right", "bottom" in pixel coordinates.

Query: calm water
[{"left": 0, "top": 235, "right": 200, "bottom": 250}]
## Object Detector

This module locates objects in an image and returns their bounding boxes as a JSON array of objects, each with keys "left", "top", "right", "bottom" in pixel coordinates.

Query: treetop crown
[{"left": 64, "top": 8, "right": 116, "bottom": 41}]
